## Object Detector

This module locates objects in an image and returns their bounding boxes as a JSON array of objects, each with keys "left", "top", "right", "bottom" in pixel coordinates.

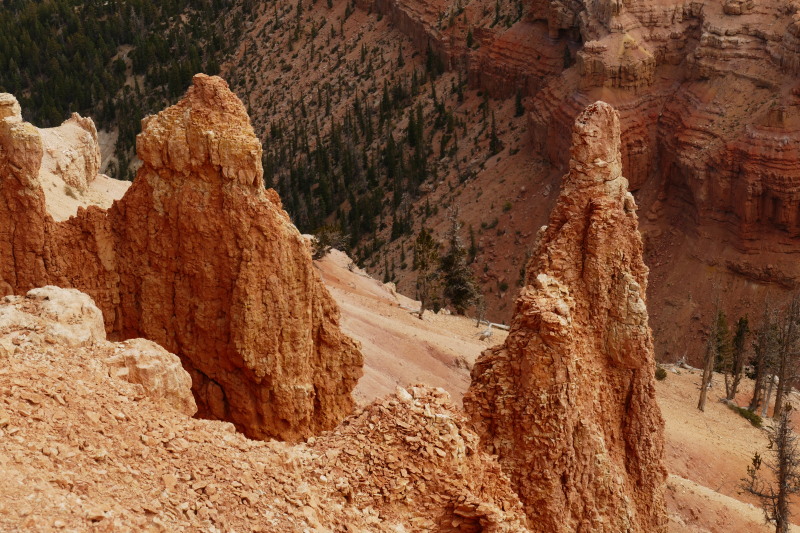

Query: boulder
[
  {"left": 39, "top": 112, "right": 102, "bottom": 192},
  {"left": 106, "top": 338, "right": 197, "bottom": 416}
]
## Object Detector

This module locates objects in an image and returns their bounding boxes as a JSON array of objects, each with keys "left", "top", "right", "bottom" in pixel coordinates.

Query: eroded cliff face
[
  {"left": 464, "top": 102, "right": 668, "bottom": 532},
  {"left": 366, "top": 0, "right": 800, "bottom": 256},
  {"left": 0, "top": 75, "right": 363, "bottom": 442}
]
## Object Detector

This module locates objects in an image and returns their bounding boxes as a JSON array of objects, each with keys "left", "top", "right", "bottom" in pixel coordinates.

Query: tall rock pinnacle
[
  {"left": 464, "top": 102, "right": 668, "bottom": 532},
  {"left": 0, "top": 75, "right": 364, "bottom": 442}
]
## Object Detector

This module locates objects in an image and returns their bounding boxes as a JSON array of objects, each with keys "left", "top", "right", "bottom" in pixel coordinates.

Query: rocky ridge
[
  {"left": 464, "top": 102, "right": 668, "bottom": 532},
  {"left": 0, "top": 286, "right": 529, "bottom": 532},
  {"left": 0, "top": 286, "right": 196, "bottom": 415},
  {"left": 0, "top": 75, "right": 363, "bottom": 442}
]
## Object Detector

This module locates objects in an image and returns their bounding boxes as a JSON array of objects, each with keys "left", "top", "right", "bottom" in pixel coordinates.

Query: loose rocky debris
[{"left": 0, "top": 287, "right": 528, "bottom": 532}]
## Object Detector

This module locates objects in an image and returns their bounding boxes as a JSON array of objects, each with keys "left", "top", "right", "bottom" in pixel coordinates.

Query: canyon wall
[
  {"left": 0, "top": 75, "right": 363, "bottom": 442},
  {"left": 464, "top": 103, "right": 668, "bottom": 532},
  {"left": 365, "top": 0, "right": 800, "bottom": 257}
]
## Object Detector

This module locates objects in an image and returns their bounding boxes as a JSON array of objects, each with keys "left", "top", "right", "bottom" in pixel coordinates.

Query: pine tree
[
  {"left": 514, "top": 88, "right": 525, "bottom": 117},
  {"left": 489, "top": 112, "right": 502, "bottom": 155},
  {"left": 414, "top": 227, "right": 440, "bottom": 319},
  {"left": 441, "top": 206, "right": 482, "bottom": 314}
]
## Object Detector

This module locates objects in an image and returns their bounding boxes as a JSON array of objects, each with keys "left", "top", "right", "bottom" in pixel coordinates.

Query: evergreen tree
[
  {"left": 514, "top": 89, "right": 525, "bottom": 117},
  {"left": 440, "top": 206, "right": 482, "bottom": 314},
  {"left": 414, "top": 227, "right": 440, "bottom": 319},
  {"left": 489, "top": 112, "right": 502, "bottom": 155}
]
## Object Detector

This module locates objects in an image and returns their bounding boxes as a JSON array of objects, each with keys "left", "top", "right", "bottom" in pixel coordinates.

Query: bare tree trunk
[
  {"left": 739, "top": 407, "right": 800, "bottom": 533},
  {"left": 750, "top": 295, "right": 775, "bottom": 412},
  {"left": 699, "top": 291, "right": 722, "bottom": 412},
  {"left": 763, "top": 373, "right": 775, "bottom": 419},
  {"left": 773, "top": 292, "right": 800, "bottom": 417},
  {"left": 750, "top": 362, "right": 766, "bottom": 411},
  {"left": 698, "top": 336, "right": 718, "bottom": 412},
  {"left": 728, "top": 352, "right": 746, "bottom": 401}
]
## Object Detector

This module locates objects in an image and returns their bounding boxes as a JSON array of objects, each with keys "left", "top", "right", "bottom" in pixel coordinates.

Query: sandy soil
[
  {"left": 96, "top": 128, "right": 118, "bottom": 174},
  {"left": 318, "top": 252, "right": 800, "bottom": 531},
  {"left": 38, "top": 171, "right": 130, "bottom": 222},
  {"left": 316, "top": 249, "right": 507, "bottom": 407}
]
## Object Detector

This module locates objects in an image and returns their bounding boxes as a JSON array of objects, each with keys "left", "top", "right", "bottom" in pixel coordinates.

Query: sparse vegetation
[
  {"left": 311, "top": 226, "right": 348, "bottom": 259},
  {"left": 727, "top": 402, "right": 762, "bottom": 428},
  {"left": 740, "top": 406, "right": 800, "bottom": 533},
  {"left": 655, "top": 365, "right": 667, "bottom": 381}
]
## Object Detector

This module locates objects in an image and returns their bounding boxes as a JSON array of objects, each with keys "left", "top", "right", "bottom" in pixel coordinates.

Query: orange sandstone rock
[
  {"left": 464, "top": 102, "right": 668, "bottom": 533},
  {"left": 0, "top": 75, "right": 363, "bottom": 442}
]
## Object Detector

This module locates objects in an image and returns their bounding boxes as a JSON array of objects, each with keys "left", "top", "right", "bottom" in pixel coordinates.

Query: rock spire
[
  {"left": 464, "top": 101, "right": 668, "bottom": 532},
  {"left": 0, "top": 75, "right": 363, "bottom": 442}
]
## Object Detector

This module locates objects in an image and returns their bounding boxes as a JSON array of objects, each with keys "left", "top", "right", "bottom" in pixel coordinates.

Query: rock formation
[
  {"left": 363, "top": 0, "right": 800, "bottom": 258},
  {"left": 0, "top": 74, "right": 363, "bottom": 442},
  {"left": 39, "top": 112, "right": 102, "bottom": 193},
  {"left": 464, "top": 102, "right": 668, "bottom": 532},
  {"left": 0, "top": 306, "right": 530, "bottom": 531},
  {"left": 106, "top": 338, "right": 197, "bottom": 416},
  {"left": 0, "top": 286, "right": 195, "bottom": 415}
]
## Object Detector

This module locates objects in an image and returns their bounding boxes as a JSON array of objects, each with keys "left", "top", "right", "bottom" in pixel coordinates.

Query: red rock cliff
[
  {"left": 0, "top": 75, "right": 364, "bottom": 442},
  {"left": 464, "top": 102, "right": 668, "bottom": 532}
]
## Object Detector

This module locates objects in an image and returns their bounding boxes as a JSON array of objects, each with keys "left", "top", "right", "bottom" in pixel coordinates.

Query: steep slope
[
  {"left": 315, "top": 248, "right": 509, "bottom": 406},
  {"left": 0, "top": 75, "right": 362, "bottom": 442},
  {"left": 0, "top": 287, "right": 530, "bottom": 532},
  {"left": 219, "top": 0, "right": 800, "bottom": 356},
  {"left": 464, "top": 103, "right": 668, "bottom": 532}
]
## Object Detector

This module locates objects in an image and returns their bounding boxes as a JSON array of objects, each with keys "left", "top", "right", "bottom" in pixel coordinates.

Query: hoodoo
[
  {"left": 0, "top": 75, "right": 363, "bottom": 442},
  {"left": 464, "top": 102, "right": 668, "bottom": 532}
]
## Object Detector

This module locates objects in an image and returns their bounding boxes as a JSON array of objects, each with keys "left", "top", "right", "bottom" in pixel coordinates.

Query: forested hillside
[{"left": 0, "top": 0, "right": 243, "bottom": 179}]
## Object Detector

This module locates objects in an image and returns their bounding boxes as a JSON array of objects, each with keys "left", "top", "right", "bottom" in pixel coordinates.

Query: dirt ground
[
  {"left": 315, "top": 249, "right": 507, "bottom": 407},
  {"left": 317, "top": 251, "right": 800, "bottom": 532}
]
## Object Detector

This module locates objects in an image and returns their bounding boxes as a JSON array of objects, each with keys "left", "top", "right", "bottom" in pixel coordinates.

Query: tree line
[
  {"left": 691, "top": 288, "right": 800, "bottom": 533},
  {"left": 0, "top": 0, "right": 236, "bottom": 180}
]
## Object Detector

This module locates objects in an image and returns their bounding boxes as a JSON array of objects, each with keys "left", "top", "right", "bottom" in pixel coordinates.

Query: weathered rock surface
[
  {"left": 39, "top": 112, "right": 102, "bottom": 192},
  {"left": 464, "top": 102, "right": 668, "bottom": 532},
  {"left": 106, "top": 338, "right": 197, "bottom": 416},
  {"left": 0, "top": 74, "right": 363, "bottom": 442},
  {"left": 0, "top": 286, "right": 194, "bottom": 415},
  {"left": 0, "top": 325, "right": 530, "bottom": 531},
  {"left": 369, "top": 0, "right": 800, "bottom": 260}
]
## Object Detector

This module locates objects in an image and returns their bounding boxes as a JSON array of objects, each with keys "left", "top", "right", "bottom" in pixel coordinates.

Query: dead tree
[
  {"left": 474, "top": 297, "right": 487, "bottom": 329},
  {"left": 413, "top": 228, "right": 440, "bottom": 320},
  {"left": 726, "top": 315, "right": 751, "bottom": 401},
  {"left": 740, "top": 406, "right": 800, "bottom": 533},
  {"left": 698, "top": 292, "right": 723, "bottom": 412},
  {"left": 750, "top": 296, "right": 777, "bottom": 413},
  {"left": 771, "top": 291, "right": 800, "bottom": 417}
]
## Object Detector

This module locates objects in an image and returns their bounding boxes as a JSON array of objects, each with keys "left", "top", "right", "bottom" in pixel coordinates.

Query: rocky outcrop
[
  {"left": 0, "top": 316, "right": 531, "bottom": 533},
  {"left": 310, "top": 385, "right": 531, "bottom": 532},
  {"left": 467, "top": 21, "right": 568, "bottom": 99},
  {"left": 0, "top": 287, "right": 105, "bottom": 353},
  {"left": 106, "top": 338, "right": 197, "bottom": 416},
  {"left": 0, "top": 74, "right": 363, "bottom": 442},
  {"left": 0, "top": 286, "right": 195, "bottom": 415},
  {"left": 39, "top": 112, "right": 102, "bottom": 192},
  {"left": 464, "top": 103, "right": 668, "bottom": 532}
]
